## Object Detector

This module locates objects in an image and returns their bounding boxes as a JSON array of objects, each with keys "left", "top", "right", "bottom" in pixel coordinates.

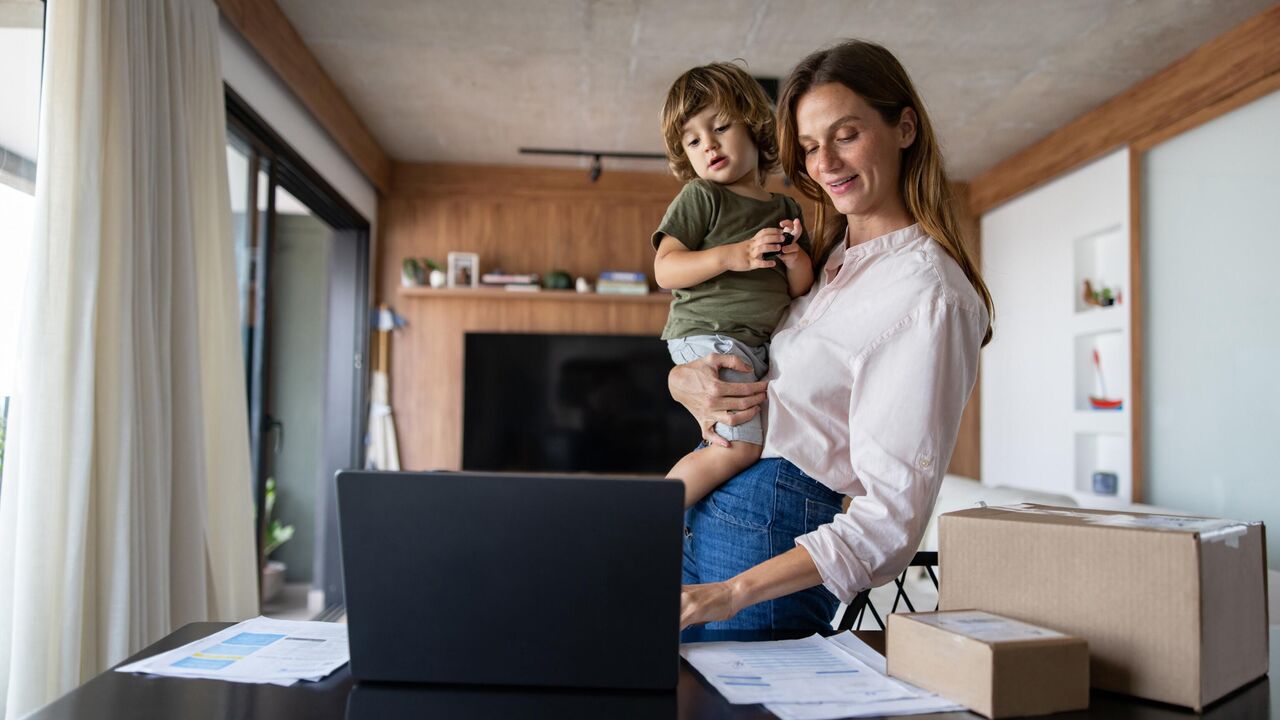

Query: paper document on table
[
  {"left": 765, "top": 633, "right": 966, "bottom": 719},
  {"left": 115, "top": 616, "right": 349, "bottom": 687},
  {"left": 679, "top": 634, "right": 913, "bottom": 705}
]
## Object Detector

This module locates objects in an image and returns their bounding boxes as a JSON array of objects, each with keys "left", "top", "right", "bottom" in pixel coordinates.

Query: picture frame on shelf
[{"left": 447, "top": 252, "right": 479, "bottom": 289}]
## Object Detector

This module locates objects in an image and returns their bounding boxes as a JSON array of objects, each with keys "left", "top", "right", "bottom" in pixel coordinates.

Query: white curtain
[{"left": 0, "top": 0, "right": 259, "bottom": 716}]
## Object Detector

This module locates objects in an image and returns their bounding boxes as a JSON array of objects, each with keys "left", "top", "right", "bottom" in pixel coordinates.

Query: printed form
[
  {"left": 679, "top": 634, "right": 910, "bottom": 705},
  {"left": 682, "top": 632, "right": 965, "bottom": 718},
  {"left": 115, "top": 616, "right": 349, "bottom": 687}
]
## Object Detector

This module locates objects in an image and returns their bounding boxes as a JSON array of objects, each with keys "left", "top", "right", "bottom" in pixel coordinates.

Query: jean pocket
[
  {"left": 705, "top": 468, "right": 775, "bottom": 530},
  {"left": 803, "top": 498, "right": 843, "bottom": 535}
]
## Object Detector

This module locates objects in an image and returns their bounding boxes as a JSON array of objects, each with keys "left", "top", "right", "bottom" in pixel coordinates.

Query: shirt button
[
  {"left": 800, "top": 318, "right": 810, "bottom": 327},
  {"left": 919, "top": 456, "right": 933, "bottom": 469}
]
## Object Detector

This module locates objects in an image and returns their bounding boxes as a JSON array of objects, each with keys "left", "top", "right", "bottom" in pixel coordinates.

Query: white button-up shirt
[{"left": 762, "top": 223, "right": 988, "bottom": 602}]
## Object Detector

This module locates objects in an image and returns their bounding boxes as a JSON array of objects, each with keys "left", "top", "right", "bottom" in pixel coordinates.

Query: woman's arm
[
  {"left": 668, "top": 354, "right": 768, "bottom": 448},
  {"left": 681, "top": 546, "right": 823, "bottom": 628},
  {"left": 682, "top": 300, "right": 987, "bottom": 628}
]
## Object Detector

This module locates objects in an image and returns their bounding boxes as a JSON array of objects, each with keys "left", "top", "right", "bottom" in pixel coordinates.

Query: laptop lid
[{"left": 336, "top": 471, "right": 684, "bottom": 690}]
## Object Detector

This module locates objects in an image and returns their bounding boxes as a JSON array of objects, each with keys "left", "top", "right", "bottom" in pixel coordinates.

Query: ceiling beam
[
  {"left": 968, "top": 4, "right": 1280, "bottom": 216},
  {"left": 214, "top": 0, "right": 392, "bottom": 194}
]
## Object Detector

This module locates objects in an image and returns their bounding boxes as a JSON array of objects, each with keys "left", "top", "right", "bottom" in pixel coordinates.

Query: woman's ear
[{"left": 898, "top": 107, "right": 918, "bottom": 149}]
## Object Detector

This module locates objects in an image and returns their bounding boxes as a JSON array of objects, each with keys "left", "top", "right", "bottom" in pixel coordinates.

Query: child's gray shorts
[{"left": 667, "top": 334, "right": 768, "bottom": 445}]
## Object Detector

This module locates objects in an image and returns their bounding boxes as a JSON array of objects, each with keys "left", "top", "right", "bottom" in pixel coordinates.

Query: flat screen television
[{"left": 462, "top": 333, "right": 695, "bottom": 474}]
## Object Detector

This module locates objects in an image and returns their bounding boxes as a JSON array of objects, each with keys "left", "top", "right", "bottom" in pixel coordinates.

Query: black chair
[{"left": 835, "top": 551, "right": 939, "bottom": 632}]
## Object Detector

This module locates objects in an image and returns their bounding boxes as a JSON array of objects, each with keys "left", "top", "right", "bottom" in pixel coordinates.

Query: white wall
[
  {"left": 218, "top": 16, "right": 377, "bottom": 235},
  {"left": 1142, "top": 89, "right": 1280, "bottom": 566},
  {"left": 981, "top": 148, "right": 1130, "bottom": 503}
]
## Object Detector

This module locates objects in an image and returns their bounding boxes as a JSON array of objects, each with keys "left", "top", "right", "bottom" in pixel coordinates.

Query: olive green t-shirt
[{"left": 652, "top": 179, "right": 809, "bottom": 345}]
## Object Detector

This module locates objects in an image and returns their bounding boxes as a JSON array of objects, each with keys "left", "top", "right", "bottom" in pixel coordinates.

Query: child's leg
[
  {"left": 668, "top": 441, "right": 762, "bottom": 508},
  {"left": 665, "top": 334, "right": 770, "bottom": 507}
]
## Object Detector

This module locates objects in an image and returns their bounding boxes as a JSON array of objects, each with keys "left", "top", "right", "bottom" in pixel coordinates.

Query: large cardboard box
[
  {"left": 939, "top": 504, "right": 1268, "bottom": 710},
  {"left": 887, "top": 610, "right": 1089, "bottom": 718}
]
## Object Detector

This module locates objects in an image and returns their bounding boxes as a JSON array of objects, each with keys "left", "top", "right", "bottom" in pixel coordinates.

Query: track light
[{"left": 518, "top": 148, "right": 666, "bottom": 184}]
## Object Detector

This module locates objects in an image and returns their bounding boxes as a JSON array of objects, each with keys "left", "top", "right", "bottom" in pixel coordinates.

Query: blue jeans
[{"left": 682, "top": 457, "right": 843, "bottom": 632}]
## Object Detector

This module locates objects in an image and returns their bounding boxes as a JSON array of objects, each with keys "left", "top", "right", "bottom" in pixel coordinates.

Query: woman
[{"left": 674, "top": 40, "right": 994, "bottom": 631}]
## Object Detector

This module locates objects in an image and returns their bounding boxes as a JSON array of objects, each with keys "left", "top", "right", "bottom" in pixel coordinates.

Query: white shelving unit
[{"left": 981, "top": 148, "right": 1134, "bottom": 507}]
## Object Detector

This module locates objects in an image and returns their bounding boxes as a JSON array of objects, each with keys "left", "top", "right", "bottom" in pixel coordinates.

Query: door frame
[{"left": 225, "top": 85, "right": 371, "bottom": 610}]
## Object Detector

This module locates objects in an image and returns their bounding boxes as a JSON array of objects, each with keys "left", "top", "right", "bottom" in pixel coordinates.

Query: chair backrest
[{"left": 835, "top": 551, "right": 939, "bottom": 632}]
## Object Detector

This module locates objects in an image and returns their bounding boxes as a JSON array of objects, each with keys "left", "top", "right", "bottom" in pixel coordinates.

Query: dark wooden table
[{"left": 28, "top": 624, "right": 1276, "bottom": 719}]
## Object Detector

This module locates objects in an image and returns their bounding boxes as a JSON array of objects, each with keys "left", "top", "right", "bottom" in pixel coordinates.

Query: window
[{"left": 0, "top": 4, "right": 45, "bottom": 480}]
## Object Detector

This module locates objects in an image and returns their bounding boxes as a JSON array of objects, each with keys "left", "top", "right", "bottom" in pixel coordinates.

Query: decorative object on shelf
[
  {"left": 401, "top": 258, "right": 423, "bottom": 287},
  {"left": 543, "top": 269, "right": 572, "bottom": 290},
  {"left": 1089, "top": 348, "right": 1123, "bottom": 410},
  {"left": 1091, "top": 471, "right": 1119, "bottom": 495},
  {"left": 426, "top": 259, "right": 446, "bottom": 288},
  {"left": 261, "top": 476, "right": 295, "bottom": 603},
  {"left": 402, "top": 258, "right": 444, "bottom": 288},
  {"left": 1082, "top": 279, "right": 1122, "bottom": 308},
  {"left": 447, "top": 252, "right": 480, "bottom": 289},
  {"left": 575, "top": 276, "right": 592, "bottom": 293}
]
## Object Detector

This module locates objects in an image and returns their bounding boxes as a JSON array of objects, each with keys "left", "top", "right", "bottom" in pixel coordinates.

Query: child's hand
[
  {"left": 775, "top": 218, "right": 805, "bottom": 268},
  {"left": 721, "top": 227, "right": 789, "bottom": 272}
]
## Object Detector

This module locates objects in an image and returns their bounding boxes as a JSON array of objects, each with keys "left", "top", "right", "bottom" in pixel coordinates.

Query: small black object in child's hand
[{"left": 763, "top": 231, "right": 794, "bottom": 261}]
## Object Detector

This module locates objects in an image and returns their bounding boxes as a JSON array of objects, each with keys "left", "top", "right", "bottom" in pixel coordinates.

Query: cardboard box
[
  {"left": 939, "top": 504, "right": 1268, "bottom": 710},
  {"left": 887, "top": 610, "right": 1089, "bottom": 718}
]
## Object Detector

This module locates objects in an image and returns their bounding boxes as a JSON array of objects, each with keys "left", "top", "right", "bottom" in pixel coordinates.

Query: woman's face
[{"left": 795, "top": 82, "right": 916, "bottom": 221}]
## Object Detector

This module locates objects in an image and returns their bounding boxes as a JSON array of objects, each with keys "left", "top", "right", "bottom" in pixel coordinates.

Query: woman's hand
[
  {"left": 720, "top": 227, "right": 790, "bottom": 272},
  {"left": 681, "top": 582, "right": 740, "bottom": 628},
  {"left": 669, "top": 355, "right": 767, "bottom": 448}
]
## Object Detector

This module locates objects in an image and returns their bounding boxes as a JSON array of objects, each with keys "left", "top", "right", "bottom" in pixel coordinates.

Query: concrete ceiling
[{"left": 276, "top": 0, "right": 1273, "bottom": 180}]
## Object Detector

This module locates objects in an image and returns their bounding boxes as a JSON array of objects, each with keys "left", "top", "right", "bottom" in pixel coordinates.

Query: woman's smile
[{"left": 826, "top": 174, "right": 858, "bottom": 195}]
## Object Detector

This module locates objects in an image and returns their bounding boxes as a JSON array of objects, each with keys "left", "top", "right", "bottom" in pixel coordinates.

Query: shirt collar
[{"left": 823, "top": 223, "right": 927, "bottom": 280}]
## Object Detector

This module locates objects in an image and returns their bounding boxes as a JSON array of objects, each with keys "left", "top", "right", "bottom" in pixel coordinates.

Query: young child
[{"left": 653, "top": 62, "right": 814, "bottom": 507}]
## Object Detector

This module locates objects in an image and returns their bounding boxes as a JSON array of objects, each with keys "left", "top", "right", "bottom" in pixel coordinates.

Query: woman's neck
[{"left": 844, "top": 199, "right": 915, "bottom": 246}]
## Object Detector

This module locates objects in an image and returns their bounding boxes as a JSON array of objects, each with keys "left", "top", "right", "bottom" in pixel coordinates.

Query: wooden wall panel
[
  {"left": 381, "top": 163, "right": 683, "bottom": 470},
  {"left": 392, "top": 294, "right": 669, "bottom": 470},
  {"left": 382, "top": 162, "right": 981, "bottom": 477},
  {"left": 968, "top": 5, "right": 1280, "bottom": 215}
]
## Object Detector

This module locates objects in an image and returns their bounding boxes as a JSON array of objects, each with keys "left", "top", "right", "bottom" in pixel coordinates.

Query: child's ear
[{"left": 898, "top": 108, "right": 918, "bottom": 150}]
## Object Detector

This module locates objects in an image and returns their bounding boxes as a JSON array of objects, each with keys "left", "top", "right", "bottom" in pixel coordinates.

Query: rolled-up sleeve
[{"left": 795, "top": 297, "right": 984, "bottom": 602}]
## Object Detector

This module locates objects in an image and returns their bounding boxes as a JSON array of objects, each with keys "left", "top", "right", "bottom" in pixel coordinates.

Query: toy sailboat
[{"left": 1088, "top": 348, "right": 1123, "bottom": 410}]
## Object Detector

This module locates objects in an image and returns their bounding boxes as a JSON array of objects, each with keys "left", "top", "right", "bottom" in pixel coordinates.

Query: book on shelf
[
  {"left": 503, "top": 283, "right": 542, "bottom": 292},
  {"left": 598, "top": 271, "right": 647, "bottom": 283},
  {"left": 481, "top": 272, "right": 540, "bottom": 285},
  {"left": 595, "top": 281, "right": 649, "bottom": 296}
]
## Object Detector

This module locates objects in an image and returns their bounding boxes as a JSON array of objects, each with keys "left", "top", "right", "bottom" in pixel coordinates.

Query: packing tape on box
[{"left": 981, "top": 503, "right": 1254, "bottom": 548}]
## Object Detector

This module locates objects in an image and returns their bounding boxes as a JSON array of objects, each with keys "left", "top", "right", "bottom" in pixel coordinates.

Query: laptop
[{"left": 336, "top": 470, "right": 684, "bottom": 690}]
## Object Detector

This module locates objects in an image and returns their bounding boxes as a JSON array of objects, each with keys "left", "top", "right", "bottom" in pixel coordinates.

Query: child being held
[{"left": 653, "top": 62, "right": 814, "bottom": 508}]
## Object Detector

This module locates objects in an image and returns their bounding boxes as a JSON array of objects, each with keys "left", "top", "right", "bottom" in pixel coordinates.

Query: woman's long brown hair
[{"left": 777, "top": 40, "right": 994, "bottom": 345}]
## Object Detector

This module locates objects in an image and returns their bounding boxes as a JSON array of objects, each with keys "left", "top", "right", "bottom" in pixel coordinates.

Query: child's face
[{"left": 680, "top": 106, "right": 759, "bottom": 187}]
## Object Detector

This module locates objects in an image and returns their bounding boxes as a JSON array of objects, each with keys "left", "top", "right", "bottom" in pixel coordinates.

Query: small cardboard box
[
  {"left": 887, "top": 610, "right": 1089, "bottom": 718},
  {"left": 939, "top": 504, "right": 1268, "bottom": 710}
]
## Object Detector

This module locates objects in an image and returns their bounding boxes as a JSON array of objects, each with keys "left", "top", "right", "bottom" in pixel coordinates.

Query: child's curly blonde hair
[{"left": 660, "top": 62, "right": 778, "bottom": 185}]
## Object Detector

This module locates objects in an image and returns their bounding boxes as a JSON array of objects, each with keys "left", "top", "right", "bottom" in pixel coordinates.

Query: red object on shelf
[{"left": 1089, "top": 396, "right": 1123, "bottom": 410}]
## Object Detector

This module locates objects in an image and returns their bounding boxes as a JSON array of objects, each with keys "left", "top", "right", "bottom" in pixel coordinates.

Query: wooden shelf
[{"left": 398, "top": 287, "right": 670, "bottom": 304}]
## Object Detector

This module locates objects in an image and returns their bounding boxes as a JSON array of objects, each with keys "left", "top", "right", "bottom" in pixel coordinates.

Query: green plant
[{"left": 263, "top": 477, "right": 295, "bottom": 557}]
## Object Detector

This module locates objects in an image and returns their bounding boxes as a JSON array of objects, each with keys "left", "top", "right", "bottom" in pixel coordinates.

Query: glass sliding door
[{"left": 224, "top": 88, "right": 370, "bottom": 617}]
